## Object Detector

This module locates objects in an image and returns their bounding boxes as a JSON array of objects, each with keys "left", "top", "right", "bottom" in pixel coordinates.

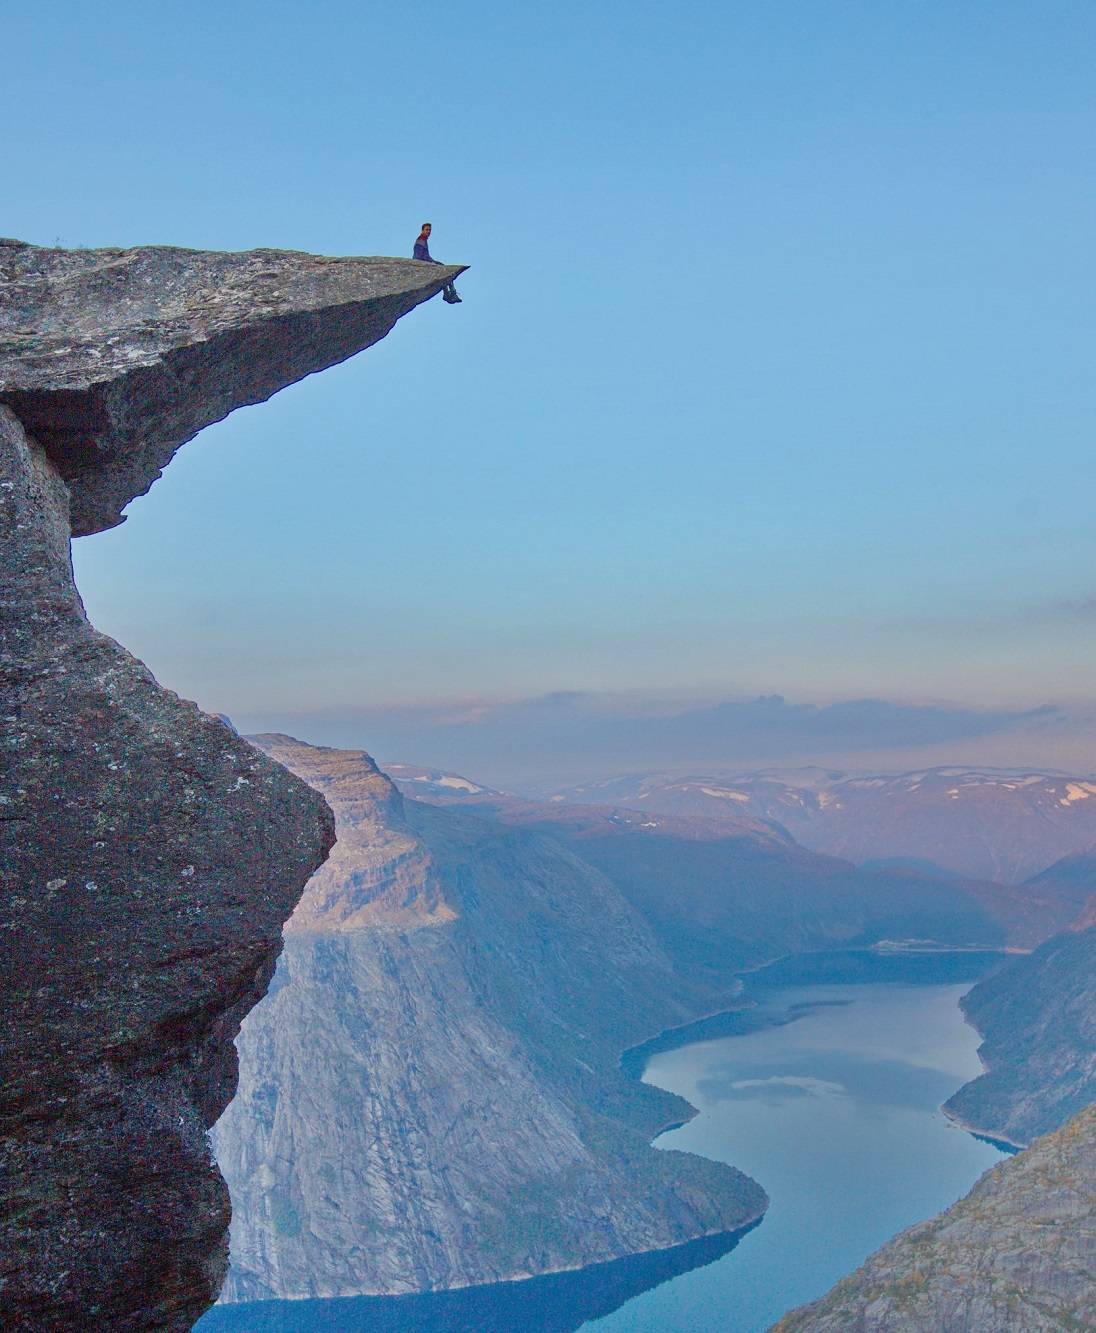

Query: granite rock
[
  {"left": 0, "top": 241, "right": 458, "bottom": 1329},
  {"left": 0, "top": 239, "right": 465, "bottom": 534}
]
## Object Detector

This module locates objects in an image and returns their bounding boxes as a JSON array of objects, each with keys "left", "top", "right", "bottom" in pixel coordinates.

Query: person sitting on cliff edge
[{"left": 413, "top": 223, "right": 462, "bottom": 304}]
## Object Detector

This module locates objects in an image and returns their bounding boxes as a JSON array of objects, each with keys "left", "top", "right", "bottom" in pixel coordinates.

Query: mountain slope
[
  {"left": 386, "top": 775, "right": 1058, "bottom": 963},
  {"left": 943, "top": 926, "right": 1095, "bottom": 1147},
  {"left": 941, "top": 850, "right": 1096, "bottom": 1146},
  {"left": 771, "top": 1105, "right": 1096, "bottom": 1333},
  {"left": 1024, "top": 843, "right": 1096, "bottom": 913},
  {"left": 555, "top": 768, "right": 1096, "bottom": 886},
  {"left": 213, "top": 738, "right": 765, "bottom": 1301}
]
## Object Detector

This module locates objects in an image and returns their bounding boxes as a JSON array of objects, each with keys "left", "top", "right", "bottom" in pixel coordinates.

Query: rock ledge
[
  {"left": 0, "top": 242, "right": 457, "bottom": 1329},
  {"left": 0, "top": 241, "right": 466, "bottom": 533}
]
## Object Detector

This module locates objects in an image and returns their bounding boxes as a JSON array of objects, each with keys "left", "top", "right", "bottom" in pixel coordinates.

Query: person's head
[{"left": 420, "top": 222, "right": 432, "bottom": 237}]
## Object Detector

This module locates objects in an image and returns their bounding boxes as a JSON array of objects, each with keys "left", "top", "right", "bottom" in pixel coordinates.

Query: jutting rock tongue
[
  {"left": 0, "top": 241, "right": 461, "bottom": 1330},
  {"left": 0, "top": 238, "right": 466, "bottom": 535}
]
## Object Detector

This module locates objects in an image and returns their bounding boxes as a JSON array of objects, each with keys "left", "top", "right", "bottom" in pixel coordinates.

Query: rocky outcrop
[
  {"left": 0, "top": 238, "right": 465, "bottom": 535},
  {"left": 770, "top": 1105, "right": 1096, "bottom": 1333},
  {"left": 1, "top": 242, "right": 459, "bottom": 1329},
  {"left": 213, "top": 737, "right": 766, "bottom": 1302}
]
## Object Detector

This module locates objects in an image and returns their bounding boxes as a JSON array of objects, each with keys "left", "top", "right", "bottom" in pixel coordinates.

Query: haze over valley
[{"left": 234, "top": 692, "right": 1096, "bottom": 789}]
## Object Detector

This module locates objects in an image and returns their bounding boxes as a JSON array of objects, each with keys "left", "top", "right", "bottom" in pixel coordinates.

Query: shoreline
[
  {"left": 211, "top": 947, "right": 1013, "bottom": 1319},
  {"left": 939, "top": 1103, "right": 1026, "bottom": 1153},
  {"left": 210, "top": 1215, "right": 769, "bottom": 1310},
  {"left": 620, "top": 944, "right": 1009, "bottom": 1081},
  {"left": 938, "top": 985, "right": 1028, "bottom": 1154}
]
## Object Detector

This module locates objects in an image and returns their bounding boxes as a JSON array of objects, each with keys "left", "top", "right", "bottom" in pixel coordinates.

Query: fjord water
[
  {"left": 588, "top": 977, "right": 1005, "bottom": 1332},
  {"left": 199, "top": 963, "right": 1004, "bottom": 1333}
]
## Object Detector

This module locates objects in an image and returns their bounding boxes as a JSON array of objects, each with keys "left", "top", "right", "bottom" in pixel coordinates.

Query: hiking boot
[{"left": 443, "top": 290, "right": 462, "bottom": 304}]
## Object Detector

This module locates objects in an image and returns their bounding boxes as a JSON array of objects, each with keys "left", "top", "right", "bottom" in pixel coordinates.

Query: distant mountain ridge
[
  {"left": 386, "top": 764, "right": 1081, "bottom": 954},
  {"left": 547, "top": 766, "right": 1096, "bottom": 885}
]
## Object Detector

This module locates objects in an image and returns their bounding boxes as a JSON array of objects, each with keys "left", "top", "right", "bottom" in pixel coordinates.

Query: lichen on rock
[{"left": 0, "top": 240, "right": 461, "bottom": 1330}]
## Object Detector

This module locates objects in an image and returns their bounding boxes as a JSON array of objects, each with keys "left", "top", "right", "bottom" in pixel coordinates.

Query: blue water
[
  {"left": 199, "top": 973, "right": 1003, "bottom": 1332},
  {"left": 589, "top": 981, "right": 1004, "bottom": 1331}
]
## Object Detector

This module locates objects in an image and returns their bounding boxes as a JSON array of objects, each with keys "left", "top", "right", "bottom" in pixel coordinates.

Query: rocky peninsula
[{"left": 0, "top": 241, "right": 462, "bottom": 1330}]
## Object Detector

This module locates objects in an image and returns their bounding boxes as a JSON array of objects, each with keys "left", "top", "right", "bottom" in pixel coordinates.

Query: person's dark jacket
[{"left": 413, "top": 235, "right": 437, "bottom": 262}]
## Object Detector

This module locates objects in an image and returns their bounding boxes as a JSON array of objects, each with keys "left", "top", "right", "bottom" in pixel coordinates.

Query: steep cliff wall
[
  {"left": 214, "top": 737, "right": 766, "bottom": 1302},
  {"left": 0, "top": 241, "right": 461, "bottom": 1330}
]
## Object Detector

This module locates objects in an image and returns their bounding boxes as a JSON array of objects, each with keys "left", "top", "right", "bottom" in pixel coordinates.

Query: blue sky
[{"left": 7, "top": 1, "right": 1095, "bottom": 765}]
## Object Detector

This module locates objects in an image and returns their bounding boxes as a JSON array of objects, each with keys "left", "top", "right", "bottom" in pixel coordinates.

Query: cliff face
[
  {"left": 0, "top": 242, "right": 459, "bottom": 1330},
  {"left": 942, "top": 906, "right": 1096, "bottom": 1146},
  {"left": 770, "top": 1105, "right": 1096, "bottom": 1333},
  {"left": 213, "top": 737, "right": 766, "bottom": 1302}
]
